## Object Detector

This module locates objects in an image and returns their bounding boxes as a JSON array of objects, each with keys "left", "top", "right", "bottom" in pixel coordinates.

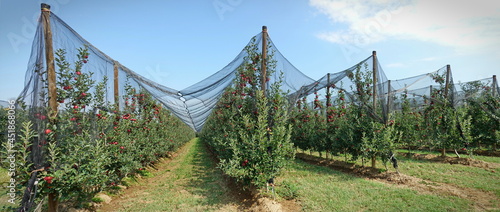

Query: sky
[{"left": 0, "top": 0, "right": 499, "bottom": 101}]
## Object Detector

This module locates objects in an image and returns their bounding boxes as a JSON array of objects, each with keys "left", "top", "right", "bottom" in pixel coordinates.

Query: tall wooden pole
[
  {"left": 441, "top": 64, "right": 451, "bottom": 157},
  {"left": 371, "top": 51, "right": 377, "bottom": 168},
  {"left": 261, "top": 26, "right": 268, "bottom": 95},
  {"left": 42, "top": 3, "right": 59, "bottom": 212},
  {"left": 114, "top": 61, "right": 119, "bottom": 107},
  {"left": 430, "top": 85, "right": 433, "bottom": 105},
  {"left": 372, "top": 51, "right": 377, "bottom": 111},
  {"left": 493, "top": 75, "right": 497, "bottom": 97},
  {"left": 386, "top": 80, "right": 391, "bottom": 124},
  {"left": 42, "top": 3, "right": 57, "bottom": 117},
  {"left": 494, "top": 76, "right": 498, "bottom": 150},
  {"left": 444, "top": 65, "right": 451, "bottom": 100},
  {"left": 326, "top": 73, "right": 331, "bottom": 108},
  {"left": 326, "top": 73, "right": 331, "bottom": 159}
]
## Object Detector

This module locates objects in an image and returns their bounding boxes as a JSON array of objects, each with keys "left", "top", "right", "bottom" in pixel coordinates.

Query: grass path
[
  {"left": 96, "top": 139, "right": 499, "bottom": 211},
  {"left": 292, "top": 151, "right": 499, "bottom": 211},
  {"left": 98, "top": 138, "right": 243, "bottom": 212},
  {"left": 284, "top": 158, "right": 475, "bottom": 211}
]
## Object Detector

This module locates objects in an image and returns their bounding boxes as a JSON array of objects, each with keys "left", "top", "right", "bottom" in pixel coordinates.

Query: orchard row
[
  {"left": 1, "top": 47, "right": 195, "bottom": 209},
  {"left": 291, "top": 65, "right": 499, "bottom": 167},
  {"left": 201, "top": 38, "right": 499, "bottom": 192}
]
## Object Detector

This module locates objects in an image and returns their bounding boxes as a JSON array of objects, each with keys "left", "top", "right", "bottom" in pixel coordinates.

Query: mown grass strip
[
  {"left": 397, "top": 156, "right": 500, "bottom": 198},
  {"left": 282, "top": 158, "right": 473, "bottom": 212},
  {"left": 103, "top": 138, "right": 239, "bottom": 212},
  {"left": 397, "top": 149, "right": 500, "bottom": 164},
  {"left": 302, "top": 150, "right": 499, "bottom": 197}
]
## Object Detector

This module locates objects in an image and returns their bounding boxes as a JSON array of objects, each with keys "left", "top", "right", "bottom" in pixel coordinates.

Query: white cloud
[
  {"left": 419, "top": 57, "right": 437, "bottom": 62},
  {"left": 386, "top": 62, "right": 405, "bottom": 67},
  {"left": 310, "top": 0, "right": 500, "bottom": 55}
]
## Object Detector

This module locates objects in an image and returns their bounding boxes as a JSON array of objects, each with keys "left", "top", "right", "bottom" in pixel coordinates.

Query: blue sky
[{"left": 1, "top": 0, "right": 499, "bottom": 101}]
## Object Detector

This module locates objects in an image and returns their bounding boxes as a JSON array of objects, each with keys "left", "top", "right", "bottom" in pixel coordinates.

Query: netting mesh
[
  {"left": 9, "top": 6, "right": 499, "bottom": 211},
  {"left": 18, "top": 12, "right": 321, "bottom": 132},
  {"left": 17, "top": 11, "right": 498, "bottom": 133}
]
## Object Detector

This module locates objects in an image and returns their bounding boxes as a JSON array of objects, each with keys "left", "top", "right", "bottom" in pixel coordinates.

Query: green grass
[
  {"left": 281, "top": 159, "right": 473, "bottom": 212},
  {"left": 92, "top": 143, "right": 499, "bottom": 211},
  {"left": 394, "top": 149, "right": 500, "bottom": 199},
  {"left": 397, "top": 156, "right": 500, "bottom": 197},
  {"left": 296, "top": 149, "right": 500, "bottom": 210},
  {"left": 303, "top": 149, "right": 499, "bottom": 181},
  {"left": 100, "top": 138, "right": 240, "bottom": 212},
  {"left": 397, "top": 148, "right": 500, "bottom": 164}
]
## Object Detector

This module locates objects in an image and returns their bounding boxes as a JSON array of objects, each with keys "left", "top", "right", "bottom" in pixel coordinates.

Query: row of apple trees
[
  {"left": 3, "top": 47, "right": 195, "bottom": 209},
  {"left": 290, "top": 63, "right": 499, "bottom": 169},
  {"left": 199, "top": 37, "right": 295, "bottom": 189}
]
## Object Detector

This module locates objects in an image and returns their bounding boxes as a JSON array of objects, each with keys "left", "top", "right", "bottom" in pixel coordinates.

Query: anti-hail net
[
  {"left": 18, "top": 10, "right": 498, "bottom": 134},
  {"left": 12, "top": 6, "right": 499, "bottom": 211},
  {"left": 18, "top": 11, "right": 320, "bottom": 132}
]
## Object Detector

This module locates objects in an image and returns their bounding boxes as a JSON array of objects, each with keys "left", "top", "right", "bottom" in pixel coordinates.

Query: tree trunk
[
  {"left": 48, "top": 192, "right": 58, "bottom": 212},
  {"left": 371, "top": 155, "right": 376, "bottom": 168},
  {"left": 441, "top": 147, "right": 446, "bottom": 157}
]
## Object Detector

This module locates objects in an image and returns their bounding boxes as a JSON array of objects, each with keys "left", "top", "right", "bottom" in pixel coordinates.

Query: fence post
[
  {"left": 444, "top": 65, "right": 451, "bottom": 100},
  {"left": 386, "top": 80, "right": 391, "bottom": 124},
  {"left": 493, "top": 75, "right": 497, "bottom": 97},
  {"left": 261, "top": 26, "right": 268, "bottom": 95},
  {"left": 371, "top": 51, "right": 377, "bottom": 168},
  {"left": 327, "top": 73, "right": 331, "bottom": 101},
  {"left": 372, "top": 51, "right": 377, "bottom": 110},
  {"left": 114, "top": 61, "right": 119, "bottom": 107},
  {"left": 430, "top": 85, "right": 433, "bottom": 105},
  {"left": 440, "top": 65, "right": 452, "bottom": 157},
  {"left": 42, "top": 3, "right": 57, "bottom": 117},
  {"left": 326, "top": 73, "right": 331, "bottom": 110},
  {"left": 41, "top": 3, "right": 59, "bottom": 212}
]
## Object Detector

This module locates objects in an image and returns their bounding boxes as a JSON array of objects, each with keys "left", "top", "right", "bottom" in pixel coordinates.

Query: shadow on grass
[{"left": 295, "top": 153, "right": 391, "bottom": 179}]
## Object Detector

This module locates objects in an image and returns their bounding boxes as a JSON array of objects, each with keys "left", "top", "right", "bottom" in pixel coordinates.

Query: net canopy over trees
[{"left": 17, "top": 8, "right": 499, "bottom": 132}]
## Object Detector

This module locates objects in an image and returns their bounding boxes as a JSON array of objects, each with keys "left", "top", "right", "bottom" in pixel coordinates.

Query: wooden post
[
  {"left": 42, "top": 3, "right": 59, "bottom": 212},
  {"left": 372, "top": 51, "right": 377, "bottom": 168},
  {"left": 114, "top": 61, "right": 119, "bottom": 107},
  {"left": 372, "top": 51, "right": 377, "bottom": 111},
  {"left": 442, "top": 65, "right": 451, "bottom": 157},
  {"left": 42, "top": 3, "right": 57, "bottom": 117},
  {"left": 261, "top": 26, "right": 268, "bottom": 95},
  {"left": 430, "top": 85, "right": 433, "bottom": 105},
  {"left": 326, "top": 73, "right": 331, "bottom": 159},
  {"left": 444, "top": 65, "right": 451, "bottom": 99},
  {"left": 326, "top": 73, "right": 331, "bottom": 108},
  {"left": 493, "top": 75, "right": 497, "bottom": 97},
  {"left": 386, "top": 80, "right": 391, "bottom": 124}
]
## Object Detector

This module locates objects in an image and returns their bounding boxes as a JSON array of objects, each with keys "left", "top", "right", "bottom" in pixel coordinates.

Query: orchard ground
[{"left": 0, "top": 138, "right": 498, "bottom": 211}]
